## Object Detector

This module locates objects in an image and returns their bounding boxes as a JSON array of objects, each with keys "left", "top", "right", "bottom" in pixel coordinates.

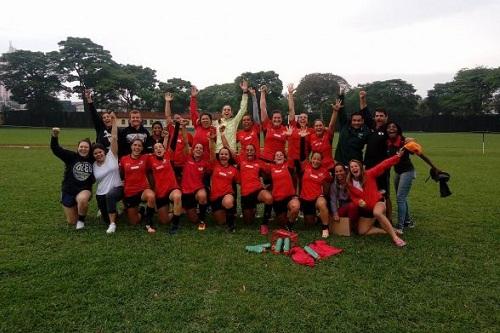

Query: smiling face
[
  {"left": 200, "top": 114, "right": 211, "bottom": 128},
  {"left": 334, "top": 164, "right": 346, "bottom": 183},
  {"left": 349, "top": 160, "right": 363, "bottom": 178},
  {"left": 92, "top": 147, "right": 105, "bottom": 163},
  {"left": 129, "top": 111, "right": 142, "bottom": 128},
  {"left": 274, "top": 151, "right": 285, "bottom": 164},
  {"left": 77, "top": 141, "right": 90, "bottom": 157},
  {"left": 101, "top": 112, "right": 112, "bottom": 127},
  {"left": 193, "top": 143, "right": 204, "bottom": 158},
  {"left": 130, "top": 139, "right": 144, "bottom": 157},
  {"left": 242, "top": 115, "right": 253, "bottom": 130},
  {"left": 152, "top": 123, "right": 163, "bottom": 137},
  {"left": 222, "top": 105, "right": 232, "bottom": 119},
  {"left": 351, "top": 114, "right": 364, "bottom": 129},
  {"left": 386, "top": 122, "right": 399, "bottom": 139},
  {"left": 298, "top": 113, "right": 308, "bottom": 127},
  {"left": 245, "top": 144, "right": 256, "bottom": 160},
  {"left": 153, "top": 142, "right": 165, "bottom": 157},
  {"left": 314, "top": 120, "right": 324, "bottom": 135},
  {"left": 272, "top": 112, "right": 282, "bottom": 127},
  {"left": 311, "top": 152, "right": 322, "bottom": 168},
  {"left": 374, "top": 111, "right": 388, "bottom": 128},
  {"left": 173, "top": 114, "right": 182, "bottom": 123},
  {"left": 218, "top": 148, "right": 230, "bottom": 165}
]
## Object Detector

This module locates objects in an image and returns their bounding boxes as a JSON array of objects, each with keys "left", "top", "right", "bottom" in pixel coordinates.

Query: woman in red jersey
[
  {"left": 190, "top": 85, "right": 214, "bottom": 161},
  {"left": 236, "top": 87, "right": 261, "bottom": 160},
  {"left": 286, "top": 83, "right": 313, "bottom": 191},
  {"left": 309, "top": 99, "right": 342, "bottom": 172},
  {"left": 180, "top": 122, "right": 214, "bottom": 231},
  {"left": 299, "top": 129, "right": 333, "bottom": 238},
  {"left": 120, "top": 139, "right": 156, "bottom": 233},
  {"left": 148, "top": 122, "right": 183, "bottom": 234},
  {"left": 346, "top": 152, "right": 407, "bottom": 247},
  {"left": 263, "top": 151, "right": 300, "bottom": 231},
  {"left": 222, "top": 130, "right": 273, "bottom": 234}
]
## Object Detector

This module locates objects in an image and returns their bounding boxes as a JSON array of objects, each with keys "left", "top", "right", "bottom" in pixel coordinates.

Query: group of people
[{"left": 51, "top": 81, "right": 444, "bottom": 247}]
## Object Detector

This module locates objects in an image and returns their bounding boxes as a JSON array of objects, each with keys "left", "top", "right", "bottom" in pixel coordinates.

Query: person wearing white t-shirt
[{"left": 92, "top": 113, "right": 123, "bottom": 234}]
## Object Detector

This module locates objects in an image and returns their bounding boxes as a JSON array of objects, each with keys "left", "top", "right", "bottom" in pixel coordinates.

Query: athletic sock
[
  {"left": 198, "top": 204, "right": 208, "bottom": 222},
  {"left": 322, "top": 224, "right": 329, "bottom": 230},
  {"left": 78, "top": 215, "right": 86, "bottom": 222}
]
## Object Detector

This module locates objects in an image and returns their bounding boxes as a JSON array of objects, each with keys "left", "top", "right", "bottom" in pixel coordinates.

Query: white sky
[{"left": 1, "top": 0, "right": 499, "bottom": 97}]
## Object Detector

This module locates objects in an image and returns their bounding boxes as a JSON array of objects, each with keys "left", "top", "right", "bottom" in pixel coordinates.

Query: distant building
[
  {"left": 0, "top": 42, "right": 27, "bottom": 111},
  {"left": 113, "top": 111, "right": 193, "bottom": 129}
]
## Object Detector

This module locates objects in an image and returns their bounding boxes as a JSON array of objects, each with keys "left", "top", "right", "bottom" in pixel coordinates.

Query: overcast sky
[{"left": 1, "top": 0, "right": 499, "bottom": 97}]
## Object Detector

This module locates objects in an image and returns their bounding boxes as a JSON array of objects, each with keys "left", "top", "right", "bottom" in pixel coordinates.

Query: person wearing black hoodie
[
  {"left": 84, "top": 89, "right": 113, "bottom": 150},
  {"left": 50, "top": 128, "right": 95, "bottom": 230},
  {"left": 118, "top": 110, "right": 151, "bottom": 157}
]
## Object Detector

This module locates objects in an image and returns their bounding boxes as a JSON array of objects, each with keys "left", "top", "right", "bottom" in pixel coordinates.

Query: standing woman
[
  {"left": 50, "top": 128, "right": 94, "bottom": 229},
  {"left": 92, "top": 112, "right": 123, "bottom": 234},
  {"left": 120, "top": 139, "right": 157, "bottom": 233},
  {"left": 190, "top": 85, "right": 214, "bottom": 161},
  {"left": 236, "top": 87, "right": 261, "bottom": 160},
  {"left": 346, "top": 153, "right": 407, "bottom": 247},
  {"left": 84, "top": 89, "right": 113, "bottom": 150},
  {"left": 299, "top": 130, "right": 333, "bottom": 238}
]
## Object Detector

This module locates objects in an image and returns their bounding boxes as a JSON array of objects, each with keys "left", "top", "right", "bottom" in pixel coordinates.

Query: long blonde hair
[{"left": 346, "top": 159, "right": 366, "bottom": 187}]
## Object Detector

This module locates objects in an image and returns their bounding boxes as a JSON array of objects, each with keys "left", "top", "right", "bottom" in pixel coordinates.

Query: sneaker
[
  {"left": 405, "top": 219, "right": 416, "bottom": 229},
  {"left": 321, "top": 229, "right": 329, "bottom": 238},
  {"left": 260, "top": 224, "right": 269, "bottom": 235},
  {"left": 145, "top": 225, "right": 156, "bottom": 234},
  {"left": 106, "top": 223, "right": 116, "bottom": 234},
  {"left": 198, "top": 221, "right": 206, "bottom": 231},
  {"left": 76, "top": 221, "right": 85, "bottom": 230}
]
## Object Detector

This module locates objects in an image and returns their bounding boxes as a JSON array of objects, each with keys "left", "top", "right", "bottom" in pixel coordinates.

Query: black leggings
[{"left": 96, "top": 186, "right": 124, "bottom": 223}]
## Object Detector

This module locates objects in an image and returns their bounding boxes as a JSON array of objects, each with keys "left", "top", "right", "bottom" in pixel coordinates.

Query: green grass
[{"left": 0, "top": 128, "right": 499, "bottom": 332}]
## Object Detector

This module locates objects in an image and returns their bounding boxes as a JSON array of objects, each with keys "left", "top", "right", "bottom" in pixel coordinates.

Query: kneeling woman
[
  {"left": 264, "top": 151, "right": 300, "bottom": 231},
  {"left": 299, "top": 131, "right": 333, "bottom": 238},
  {"left": 120, "top": 139, "right": 156, "bottom": 233},
  {"left": 92, "top": 113, "right": 123, "bottom": 234},
  {"left": 50, "top": 128, "right": 94, "bottom": 229},
  {"left": 346, "top": 152, "right": 407, "bottom": 247},
  {"left": 148, "top": 122, "right": 182, "bottom": 234}
]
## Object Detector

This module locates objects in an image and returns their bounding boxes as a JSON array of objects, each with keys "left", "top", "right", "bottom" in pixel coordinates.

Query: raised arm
[
  {"left": 209, "top": 128, "right": 217, "bottom": 162},
  {"left": 190, "top": 85, "right": 199, "bottom": 125},
  {"left": 164, "top": 92, "right": 174, "bottom": 125},
  {"left": 50, "top": 128, "right": 73, "bottom": 162},
  {"left": 287, "top": 83, "right": 296, "bottom": 124},
  {"left": 169, "top": 122, "right": 181, "bottom": 152},
  {"left": 110, "top": 112, "right": 118, "bottom": 157},
  {"left": 259, "top": 85, "right": 269, "bottom": 123},
  {"left": 181, "top": 119, "right": 190, "bottom": 156},
  {"left": 220, "top": 125, "right": 237, "bottom": 157},
  {"left": 359, "top": 90, "right": 367, "bottom": 110},
  {"left": 249, "top": 87, "right": 260, "bottom": 124},
  {"left": 359, "top": 90, "right": 375, "bottom": 129},
  {"left": 337, "top": 91, "right": 348, "bottom": 127},
  {"left": 232, "top": 80, "right": 249, "bottom": 126},
  {"left": 329, "top": 98, "right": 342, "bottom": 134},
  {"left": 299, "top": 128, "right": 309, "bottom": 162},
  {"left": 85, "top": 89, "right": 103, "bottom": 132}
]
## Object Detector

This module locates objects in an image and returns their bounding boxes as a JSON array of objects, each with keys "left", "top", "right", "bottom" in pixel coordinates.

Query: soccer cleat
[
  {"left": 260, "top": 224, "right": 269, "bottom": 235},
  {"left": 321, "top": 229, "right": 329, "bottom": 238},
  {"left": 198, "top": 221, "right": 206, "bottom": 231},
  {"left": 106, "top": 223, "right": 116, "bottom": 234},
  {"left": 145, "top": 225, "right": 156, "bottom": 234},
  {"left": 76, "top": 221, "right": 85, "bottom": 230}
]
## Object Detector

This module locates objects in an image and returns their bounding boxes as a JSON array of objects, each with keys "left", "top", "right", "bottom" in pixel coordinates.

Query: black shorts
[
  {"left": 359, "top": 198, "right": 385, "bottom": 218},
  {"left": 156, "top": 188, "right": 179, "bottom": 209},
  {"left": 273, "top": 196, "right": 295, "bottom": 215},
  {"left": 211, "top": 194, "right": 234, "bottom": 212},
  {"left": 241, "top": 190, "right": 261, "bottom": 210},
  {"left": 123, "top": 192, "right": 142, "bottom": 208},
  {"left": 376, "top": 171, "right": 390, "bottom": 197},
  {"left": 300, "top": 198, "right": 317, "bottom": 216},
  {"left": 173, "top": 165, "right": 183, "bottom": 179},
  {"left": 60, "top": 190, "right": 91, "bottom": 208}
]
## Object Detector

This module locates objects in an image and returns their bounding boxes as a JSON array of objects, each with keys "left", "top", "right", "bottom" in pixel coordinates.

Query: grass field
[{"left": 0, "top": 127, "right": 499, "bottom": 332}]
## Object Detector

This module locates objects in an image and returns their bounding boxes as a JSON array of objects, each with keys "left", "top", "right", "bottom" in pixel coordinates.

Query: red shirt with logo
[
  {"left": 236, "top": 124, "right": 260, "bottom": 160},
  {"left": 120, "top": 154, "right": 150, "bottom": 197},
  {"left": 310, "top": 129, "right": 335, "bottom": 170},
  {"left": 147, "top": 152, "right": 179, "bottom": 198},
  {"left": 181, "top": 155, "right": 210, "bottom": 194},
  {"left": 263, "top": 163, "right": 296, "bottom": 201},
  {"left": 167, "top": 123, "right": 193, "bottom": 167},
  {"left": 210, "top": 162, "right": 239, "bottom": 201},
  {"left": 261, "top": 119, "right": 288, "bottom": 162},
  {"left": 190, "top": 96, "right": 214, "bottom": 161},
  {"left": 287, "top": 120, "right": 313, "bottom": 168},
  {"left": 237, "top": 157, "right": 265, "bottom": 196},
  {"left": 300, "top": 162, "right": 333, "bottom": 201}
]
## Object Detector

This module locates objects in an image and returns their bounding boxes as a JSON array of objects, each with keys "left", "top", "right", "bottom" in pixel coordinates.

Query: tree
[
  {"left": 57, "top": 37, "right": 115, "bottom": 101},
  {"left": 197, "top": 83, "right": 239, "bottom": 114},
  {"left": 295, "top": 73, "right": 350, "bottom": 121},
  {"left": 159, "top": 78, "right": 192, "bottom": 114},
  {"left": 425, "top": 67, "right": 500, "bottom": 116},
  {"left": 344, "top": 79, "right": 419, "bottom": 118},
  {"left": 114, "top": 64, "right": 157, "bottom": 110},
  {"left": 0, "top": 50, "right": 65, "bottom": 113},
  {"left": 234, "top": 71, "right": 284, "bottom": 111}
]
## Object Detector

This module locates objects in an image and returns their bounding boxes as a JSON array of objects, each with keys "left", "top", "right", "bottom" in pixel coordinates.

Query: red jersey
[
  {"left": 120, "top": 154, "right": 150, "bottom": 197},
  {"left": 210, "top": 162, "right": 239, "bottom": 201},
  {"left": 190, "top": 96, "right": 214, "bottom": 161},
  {"left": 300, "top": 162, "right": 333, "bottom": 201},
  {"left": 310, "top": 129, "right": 335, "bottom": 170},
  {"left": 287, "top": 120, "right": 313, "bottom": 168},
  {"left": 147, "top": 152, "right": 179, "bottom": 198},
  {"left": 236, "top": 123, "right": 260, "bottom": 160},
  {"left": 265, "top": 163, "right": 296, "bottom": 201},
  {"left": 167, "top": 123, "right": 193, "bottom": 167},
  {"left": 181, "top": 155, "right": 210, "bottom": 194},
  {"left": 261, "top": 119, "right": 288, "bottom": 162},
  {"left": 237, "top": 157, "right": 264, "bottom": 196}
]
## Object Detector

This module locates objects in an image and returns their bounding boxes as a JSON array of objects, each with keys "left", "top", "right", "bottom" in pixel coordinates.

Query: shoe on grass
[
  {"left": 321, "top": 229, "right": 330, "bottom": 238},
  {"left": 405, "top": 219, "right": 416, "bottom": 229},
  {"left": 106, "top": 223, "right": 116, "bottom": 234},
  {"left": 145, "top": 225, "right": 156, "bottom": 234},
  {"left": 198, "top": 221, "right": 206, "bottom": 231},
  {"left": 76, "top": 221, "right": 85, "bottom": 230}
]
